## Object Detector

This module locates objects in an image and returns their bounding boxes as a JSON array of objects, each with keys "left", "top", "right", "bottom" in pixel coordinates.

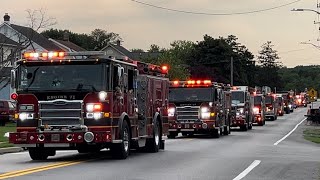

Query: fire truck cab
[
  {"left": 9, "top": 51, "right": 169, "bottom": 160},
  {"left": 251, "top": 89, "right": 266, "bottom": 126},
  {"left": 230, "top": 86, "right": 253, "bottom": 131},
  {"left": 167, "top": 80, "right": 231, "bottom": 138}
]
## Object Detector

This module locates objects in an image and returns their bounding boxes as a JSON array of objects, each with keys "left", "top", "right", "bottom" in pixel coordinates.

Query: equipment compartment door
[{"left": 136, "top": 76, "right": 148, "bottom": 136}]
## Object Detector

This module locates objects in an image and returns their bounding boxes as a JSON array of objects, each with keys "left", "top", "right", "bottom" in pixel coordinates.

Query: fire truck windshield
[
  {"left": 169, "top": 88, "right": 213, "bottom": 102},
  {"left": 231, "top": 91, "right": 245, "bottom": 104},
  {"left": 17, "top": 64, "right": 104, "bottom": 92},
  {"left": 265, "top": 96, "right": 274, "bottom": 104},
  {"left": 254, "top": 96, "right": 262, "bottom": 105}
]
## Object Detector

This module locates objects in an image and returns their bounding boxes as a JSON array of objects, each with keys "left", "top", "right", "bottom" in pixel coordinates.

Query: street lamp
[{"left": 291, "top": 8, "right": 320, "bottom": 15}]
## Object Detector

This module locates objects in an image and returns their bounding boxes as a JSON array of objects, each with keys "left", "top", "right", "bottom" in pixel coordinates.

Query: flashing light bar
[
  {"left": 22, "top": 51, "right": 108, "bottom": 61},
  {"left": 170, "top": 80, "right": 212, "bottom": 87}
]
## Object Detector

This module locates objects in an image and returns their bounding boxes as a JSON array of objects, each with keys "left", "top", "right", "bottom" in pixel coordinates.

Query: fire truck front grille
[
  {"left": 176, "top": 106, "right": 199, "bottom": 122},
  {"left": 39, "top": 100, "right": 82, "bottom": 126}
]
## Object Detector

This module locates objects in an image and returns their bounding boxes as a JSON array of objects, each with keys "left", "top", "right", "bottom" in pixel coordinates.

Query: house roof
[
  {"left": 10, "top": 24, "right": 62, "bottom": 51},
  {"left": 0, "top": 33, "right": 19, "bottom": 46},
  {"left": 101, "top": 43, "right": 162, "bottom": 60},
  {"left": 55, "top": 39, "right": 86, "bottom": 51}
]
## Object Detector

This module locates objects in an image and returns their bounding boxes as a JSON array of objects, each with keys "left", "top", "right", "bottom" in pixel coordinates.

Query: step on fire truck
[
  {"left": 9, "top": 51, "right": 169, "bottom": 160},
  {"left": 230, "top": 86, "right": 253, "bottom": 131},
  {"left": 167, "top": 80, "right": 231, "bottom": 138},
  {"left": 263, "top": 86, "right": 278, "bottom": 120},
  {"left": 250, "top": 87, "right": 266, "bottom": 126}
]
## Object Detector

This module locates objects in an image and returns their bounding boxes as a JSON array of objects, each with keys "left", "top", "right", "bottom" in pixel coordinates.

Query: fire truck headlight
[
  {"left": 99, "top": 91, "right": 108, "bottom": 101},
  {"left": 93, "top": 113, "right": 102, "bottom": 120},
  {"left": 168, "top": 107, "right": 175, "bottom": 117},
  {"left": 19, "top": 113, "right": 34, "bottom": 121},
  {"left": 253, "top": 107, "right": 259, "bottom": 114},
  {"left": 201, "top": 112, "right": 210, "bottom": 119}
]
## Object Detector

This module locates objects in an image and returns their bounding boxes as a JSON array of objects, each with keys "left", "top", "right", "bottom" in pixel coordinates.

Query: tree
[
  {"left": 188, "top": 34, "right": 254, "bottom": 85},
  {"left": 0, "top": 9, "right": 56, "bottom": 91},
  {"left": 91, "top": 29, "right": 121, "bottom": 50},
  {"left": 148, "top": 44, "right": 165, "bottom": 53},
  {"left": 41, "top": 28, "right": 122, "bottom": 51},
  {"left": 131, "top": 48, "right": 145, "bottom": 53},
  {"left": 141, "top": 41, "right": 193, "bottom": 79},
  {"left": 256, "top": 41, "right": 283, "bottom": 89}
]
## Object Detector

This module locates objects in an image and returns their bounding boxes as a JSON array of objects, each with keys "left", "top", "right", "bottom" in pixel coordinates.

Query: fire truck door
[{"left": 113, "top": 65, "right": 125, "bottom": 116}]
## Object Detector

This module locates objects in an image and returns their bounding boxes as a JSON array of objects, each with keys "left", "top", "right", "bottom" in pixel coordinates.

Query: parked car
[{"left": 0, "top": 100, "right": 16, "bottom": 126}]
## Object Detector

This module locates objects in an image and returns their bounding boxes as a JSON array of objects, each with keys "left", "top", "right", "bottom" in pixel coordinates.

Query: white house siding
[
  {"left": 0, "top": 80, "right": 11, "bottom": 100},
  {"left": 0, "top": 24, "right": 46, "bottom": 53}
]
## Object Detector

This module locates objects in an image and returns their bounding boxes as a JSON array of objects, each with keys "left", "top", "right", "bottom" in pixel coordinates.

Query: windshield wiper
[{"left": 75, "top": 84, "right": 97, "bottom": 92}]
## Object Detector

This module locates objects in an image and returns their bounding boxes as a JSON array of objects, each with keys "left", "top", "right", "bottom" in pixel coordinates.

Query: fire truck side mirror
[{"left": 10, "top": 69, "right": 16, "bottom": 89}]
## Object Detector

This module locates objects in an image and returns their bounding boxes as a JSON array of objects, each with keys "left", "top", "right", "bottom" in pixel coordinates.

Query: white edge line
[
  {"left": 233, "top": 160, "right": 261, "bottom": 180},
  {"left": 273, "top": 118, "right": 306, "bottom": 146}
]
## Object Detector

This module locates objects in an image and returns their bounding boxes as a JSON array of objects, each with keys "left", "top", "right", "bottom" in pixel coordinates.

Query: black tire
[
  {"left": 240, "top": 124, "right": 248, "bottom": 131},
  {"left": 146, "top": 120, "right": 161, "bottom": 153},
  {"left": 258, "top": 121, "right": 264, "bottom": 126},
  {"left": 223, "top": 125, "right": 229, "bottom": 135},
  {"left": 182, "top": 132, "right": 188, "bottom": 136},
  {"left": 28, "top": 148, "right": 49, "bottom": 160},
  {"left": 211, "top": 129, "right": 220, "bottom": 138},
  {"left": 111, "top": 120, "right": 130, "bottom": 159},
  {"left": 167, "top": 132, "right": 177, "bottom": 139}
]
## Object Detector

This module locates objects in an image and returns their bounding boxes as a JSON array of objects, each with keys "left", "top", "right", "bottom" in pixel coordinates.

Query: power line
[{"left": 131, "top": 0, "right": 303, "bottom": 16}]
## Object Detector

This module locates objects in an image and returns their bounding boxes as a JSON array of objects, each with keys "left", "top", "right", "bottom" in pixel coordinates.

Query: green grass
[
  {"left": 0, "top": 123, "right": 16, "bottom": 148},
  {"left": 303, "top": 128, "right": 320, "bottom": 144}
]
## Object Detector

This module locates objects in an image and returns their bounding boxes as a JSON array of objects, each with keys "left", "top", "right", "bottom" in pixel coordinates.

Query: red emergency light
[
  {"left": 23, "top": 51, "right": 65, "bottom": 60},
  {"left": 170, "top": 80, "right": 212, "bottom": 87}
]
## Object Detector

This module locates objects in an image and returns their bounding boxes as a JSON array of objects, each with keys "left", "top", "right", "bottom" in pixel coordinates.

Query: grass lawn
[
  {"left": 303, "top": 128, "right": 320, "bottom": 144},
  {"left": 0, "top": 123, "right": 16, "bottom": 148}
]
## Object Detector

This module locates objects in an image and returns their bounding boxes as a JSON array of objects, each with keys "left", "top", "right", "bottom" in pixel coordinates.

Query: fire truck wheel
[
  {"left": 211, "top": 129, "right": 220, "bottom": 138},
  {"left": 146, "top": 120, "right": 161, "bottom": 153},
  {"left": 167, "top": 132, "right": 177, "bottom": 139},
  {"left": 28, "top": 148, "right": 49, "bottom": 160},
  {"left": 223, "top": 125, "right": 229, "bottom": 135},
  {"left": 111, "top": 120, "right": 130, "bottom": 159},
  {"left": 240, "top": 124, "right": 248, "bottom": 131}
]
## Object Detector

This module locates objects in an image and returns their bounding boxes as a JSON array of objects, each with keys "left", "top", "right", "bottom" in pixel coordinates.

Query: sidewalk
[{"left": 0, "top": 147, "right": 24, "bottom": 155}]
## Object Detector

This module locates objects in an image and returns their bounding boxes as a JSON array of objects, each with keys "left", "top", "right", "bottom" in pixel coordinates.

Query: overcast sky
[{"left": 1, "top": 0, "right": 319, "bottom": 67}]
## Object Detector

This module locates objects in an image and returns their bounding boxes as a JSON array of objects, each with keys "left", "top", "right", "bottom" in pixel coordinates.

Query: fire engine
[
  {"left": 251, "top": 87, "right": 266, "bottom": 126},
  {"left": 263, "top": 87, "right": 278, "bottom": 120},
  {"left": 9, "top": 51, "right": 169, "bottom": 160},
  {"left": 230, "top": 86, "right": 253, "bottom": 131},
  {"left": 167, "top": 80, "right": 231, "bottom": 138},
  {"left": 275, "top": 94, "right": 284, "bottom": 116}
]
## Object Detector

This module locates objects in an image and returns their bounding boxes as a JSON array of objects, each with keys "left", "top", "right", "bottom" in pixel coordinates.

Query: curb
[{"left": 0, "top": 147, "right": 24, "bottom": 155}]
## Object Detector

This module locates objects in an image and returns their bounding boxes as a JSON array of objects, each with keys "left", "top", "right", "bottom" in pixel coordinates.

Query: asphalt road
[{"left": 0, "top": 105, "right": 319, "bottom": 180}]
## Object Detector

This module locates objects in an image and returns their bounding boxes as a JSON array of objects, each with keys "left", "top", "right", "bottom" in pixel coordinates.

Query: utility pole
[{"left": 231, "top": 56, "right": 234, "bottom": 86}]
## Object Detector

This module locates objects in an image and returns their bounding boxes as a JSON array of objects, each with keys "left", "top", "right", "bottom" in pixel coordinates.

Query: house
[
  {"left": 0, "top": 13, "right": 62, "bottom": 100},
  {"left": 0, "top": 13, "right": 62, "bottom": 63},
  {"left": 49, "top": 32, "right": 86, "bottom": 52},
  {"left": 101, "top": 40, "right": 162, "bottom": 61}
]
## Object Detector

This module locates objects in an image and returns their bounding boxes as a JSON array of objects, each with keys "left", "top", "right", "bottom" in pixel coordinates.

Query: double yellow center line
[{"left": 0, "top": 160, "right": 85, "bottom": 179}]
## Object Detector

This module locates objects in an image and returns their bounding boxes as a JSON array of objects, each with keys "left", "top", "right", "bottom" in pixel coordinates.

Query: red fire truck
[
  {"left": 251, "top": 91, "right": 266, "bottom": 126},
  {"left": 230, "top": 86, "right": 253, "bottom": 131},
  {"left": 167, "top": 80, "right": 231, "bottom": 138},
  {"left": 9, "top": 51, "right": 169, "bottom": 160}
]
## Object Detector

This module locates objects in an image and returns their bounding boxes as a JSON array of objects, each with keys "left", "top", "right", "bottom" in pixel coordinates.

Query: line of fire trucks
[{"left": 7, "top": 51, "right": 310, "bottom": 160}]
